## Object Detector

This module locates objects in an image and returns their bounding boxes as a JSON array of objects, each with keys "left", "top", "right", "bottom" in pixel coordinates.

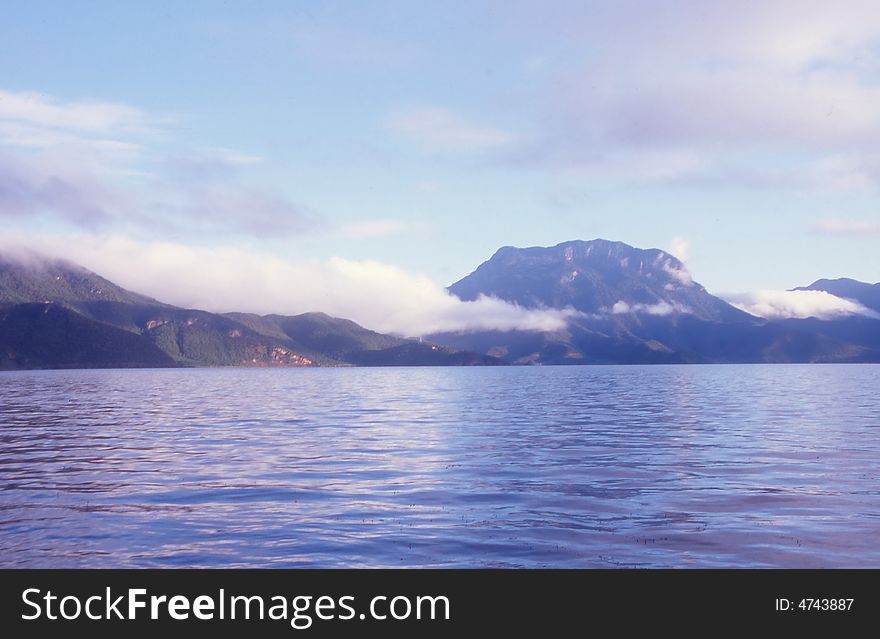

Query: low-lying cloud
[
  {"left": 725, "top": 289, "right": 879, "bottom": 320},
  {"left": 0, "top": 234, "right": 579, "bottom": 337},
  {"left": 609, "top": 301, "right": 690, "bottom": 316}
]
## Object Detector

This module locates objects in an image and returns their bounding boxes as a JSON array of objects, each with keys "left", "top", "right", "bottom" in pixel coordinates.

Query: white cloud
[
  {"left": 610, "top": 300, "right": 689, "bottom": 316},
  {"left": 664, "top": 241, "right": 694, "bottom": 287},
  {"left": 603, "top": 69, "right": 880, "bottom": 150},
  {"left": 500, "top": 2, "right": 880, "bottom": 188},
  {"left": 0, "top": 90, "right": 160, "bottom": 174},
  {"left": 668, "top": 237, "right": 690, "bottom": 262},
  {"left": 512, "top": 1, "right": 880, "bottom": 74},
  {"left": 0, "top": 147, "right": 317, "bottom": 237},
  {"left": 387, "top": 106, "right": 514, "bottom": 153},
  {"left": 0, "top": 233, "right": 580, "bottom": 337},
  {"left": 725, "top": 289, "right": 879, "bottom": 320},
  {"left": 0, "top": 89, "right": 156, "bottom": 137},
  {"left": 652, "top": 252, "right": 694, "bottom": 286},
  {"left": 0, "top": 88, "right": 320, "bottom": 238},
  {"left": 662, "top": 261, "right": 693, "bottom": 286}
]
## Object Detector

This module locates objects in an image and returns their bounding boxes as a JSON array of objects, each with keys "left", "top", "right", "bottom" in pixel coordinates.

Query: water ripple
[{"left": 1, "top": 364, "right": 879, "bottom": 567}]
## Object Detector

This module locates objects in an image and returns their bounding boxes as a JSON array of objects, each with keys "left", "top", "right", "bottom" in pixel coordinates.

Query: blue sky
[{"left": 1, "top": 1, "right": 879, "bottom": 333}]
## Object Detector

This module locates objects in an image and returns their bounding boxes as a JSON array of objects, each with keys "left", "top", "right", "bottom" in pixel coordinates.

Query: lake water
[{"left": 1, "top": 365, "right": 878, "bottom": 568}]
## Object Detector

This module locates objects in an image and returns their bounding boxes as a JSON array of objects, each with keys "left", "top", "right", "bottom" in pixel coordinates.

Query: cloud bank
[
  {"left": 489, "top": 1, "right": 880, "bottom": 190},
  {"left": 725, "top": 289, "right": 879, "bottom": 320},
  {"left": 0, "top": 234, "right": 579, "bottom": 337}
]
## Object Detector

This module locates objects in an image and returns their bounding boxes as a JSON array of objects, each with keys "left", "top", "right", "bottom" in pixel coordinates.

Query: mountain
[
  {"left": 0, "top": 252, "right": 163, "bottom": 311},
  {"left": 449, "top": 239, "right": 749, "bottom": 322},
  {"left": 0, "top": 253, "right": 497, "bottom": 369},
  {"left": 225, "top": 312, "right": 403, "bottom": 364},
  {"left": 433, "top": 240, "right": 880, "bottom": 364},
  {"left": 3, "top": 244, "right": 877, "bottom": 368},
  {"left": 224, "top": 311, "right": 498, "bottom": 366},
  {"left": 794, "top": 278, "right": 880, "bottom": 313}
]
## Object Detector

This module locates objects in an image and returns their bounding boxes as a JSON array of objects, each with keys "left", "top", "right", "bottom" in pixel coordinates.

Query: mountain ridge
[
  {"left": 794, "top": 278, "right": 880, "bottom": 313},
  {"left": 0, "top": 252, "right": 164, "bottom": 311},
  {"left": 1, "top": 242, "right": 877, "bottom": 368},
  {"left": 434, "top": 239, "right": 879, "bottom": 364},
  {"left": 0, "top": 252, "right": 498, "bottom": 369}
]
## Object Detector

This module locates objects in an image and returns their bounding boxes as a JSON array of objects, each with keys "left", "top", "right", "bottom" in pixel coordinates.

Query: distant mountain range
[
  {"left": 433, "top": 240, "right": 880, "bottom": 364},
  {"left": 1, "top": 240, "right": 878, "bottom": 369},
  {"left": 0, "top": 254, "right": 498, "bottom": 369}
]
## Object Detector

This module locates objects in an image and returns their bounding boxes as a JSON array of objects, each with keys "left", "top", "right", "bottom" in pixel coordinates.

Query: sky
[{"left": 1, "top": 1, "right": 879, "bottom": 334}]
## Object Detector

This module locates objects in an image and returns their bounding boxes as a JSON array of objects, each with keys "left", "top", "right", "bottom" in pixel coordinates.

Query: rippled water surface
[{"left": 1, "top": 365, "right": 879, "bottom": 567}]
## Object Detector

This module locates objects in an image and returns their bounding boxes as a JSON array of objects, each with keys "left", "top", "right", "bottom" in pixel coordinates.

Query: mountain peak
[
  {"left": 492, "top": 238, "right": 673, "bottom": 261},
  {"left": 450, "top": 239, "right": 743, "bottom": 322}
]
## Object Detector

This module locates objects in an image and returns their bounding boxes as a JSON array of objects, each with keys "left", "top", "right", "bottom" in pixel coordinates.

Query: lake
[{"left": 1, "top": 364, "right": 878, "bottom": 568}]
